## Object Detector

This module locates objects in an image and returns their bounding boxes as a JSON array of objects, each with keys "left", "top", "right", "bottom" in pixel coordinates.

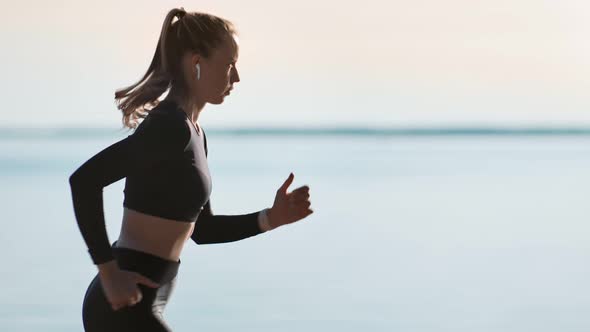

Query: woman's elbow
[
  {"left": 68, "top": 170, "right": 98, "bottom": 193},
  {"left": 68, "top": 171, "right": 82, "bottom": 189},
  {"left": 190, "top": 226, "right": 206, "bottom": 245},
  {"left": 190, "top": 232, "right": 207, "bottom": 245}
]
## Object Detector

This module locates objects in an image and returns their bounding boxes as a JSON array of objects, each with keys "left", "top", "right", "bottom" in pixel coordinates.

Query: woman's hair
[{"left": 114, "top": 7, "right": 238, "bottom": 129}]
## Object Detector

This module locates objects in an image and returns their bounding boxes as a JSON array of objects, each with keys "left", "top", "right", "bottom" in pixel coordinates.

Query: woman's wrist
[{"left": 258, "top": 208, "right": 276, "bottom": 232}]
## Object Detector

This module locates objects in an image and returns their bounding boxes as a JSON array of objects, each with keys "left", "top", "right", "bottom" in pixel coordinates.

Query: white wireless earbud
[{"left": 195, "top": 63, "right": 201, "bottom": 80}]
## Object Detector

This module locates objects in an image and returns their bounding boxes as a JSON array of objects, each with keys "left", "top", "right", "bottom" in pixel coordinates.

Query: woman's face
[{"left": 190, "top": 34, "right": 240, "bottom": 105}]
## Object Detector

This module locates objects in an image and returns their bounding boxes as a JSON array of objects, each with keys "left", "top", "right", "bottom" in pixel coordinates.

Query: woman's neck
[{"left": 163, "top": 90, "right": 206, "bottom": 124}]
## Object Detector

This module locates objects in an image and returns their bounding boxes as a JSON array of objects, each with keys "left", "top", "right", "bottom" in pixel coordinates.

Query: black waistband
[{"left": 111, "top": 240, "right": 180, "bottom": 285}]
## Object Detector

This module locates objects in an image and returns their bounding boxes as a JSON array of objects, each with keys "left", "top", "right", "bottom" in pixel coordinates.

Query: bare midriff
[{"left": 116, "top": 207, "right": 195, "bottom": 262}]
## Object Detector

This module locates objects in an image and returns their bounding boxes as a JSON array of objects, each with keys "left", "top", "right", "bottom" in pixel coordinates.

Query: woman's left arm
[
  {"left": 190, "top": 199, "right": 268, "bottom": 245},
  {"left": 191, "top": 130, "right": 312, "bottom": 244},
  {"left": 190, "top": 172, "right": 313, "bottom": 245}
]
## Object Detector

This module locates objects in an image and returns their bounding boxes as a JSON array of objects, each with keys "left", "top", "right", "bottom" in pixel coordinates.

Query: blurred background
[{"left": 1, "top": 1, "right": 589, "bottom": 331}]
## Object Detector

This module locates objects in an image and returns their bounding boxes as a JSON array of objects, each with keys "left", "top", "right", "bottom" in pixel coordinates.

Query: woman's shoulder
[
  {"left": 147, "top": 99, "right": 188, "bottom": 122},
  {"left": 132, "top": 101, "right": 191, "bottom": 146}
]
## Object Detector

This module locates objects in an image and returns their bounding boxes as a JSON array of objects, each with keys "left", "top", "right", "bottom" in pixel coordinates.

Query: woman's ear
[{"left": 190, "top": 53, "right": 201, "bottom": 67}]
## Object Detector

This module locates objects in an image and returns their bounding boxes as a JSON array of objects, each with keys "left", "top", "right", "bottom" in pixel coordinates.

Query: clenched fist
[{"left": 267, "top": 172, "right": 313, "bottom": 229}]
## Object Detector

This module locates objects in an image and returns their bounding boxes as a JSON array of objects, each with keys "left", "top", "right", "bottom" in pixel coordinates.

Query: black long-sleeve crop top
[{"left": 69, "top": 99, "right": 264, "bottom": 265}]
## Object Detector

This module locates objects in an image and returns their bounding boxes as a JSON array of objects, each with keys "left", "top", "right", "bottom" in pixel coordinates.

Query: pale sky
[{"left": 1, "top": 0, "right": 590, "bottom": 127}]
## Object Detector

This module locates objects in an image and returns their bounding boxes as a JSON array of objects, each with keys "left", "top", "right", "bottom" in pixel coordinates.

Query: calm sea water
[{"left": 1, "top": 130, "right": 589, "bottom": 332}]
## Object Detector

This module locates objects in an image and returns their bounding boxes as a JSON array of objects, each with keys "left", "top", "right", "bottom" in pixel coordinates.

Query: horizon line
[{"left": 2, "top": 125, "right": 590, "bottom": 139}]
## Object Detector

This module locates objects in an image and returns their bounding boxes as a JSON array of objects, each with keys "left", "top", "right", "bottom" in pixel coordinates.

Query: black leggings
[{"left": 82, "top": 240, "right": 181, "bottom": 332}]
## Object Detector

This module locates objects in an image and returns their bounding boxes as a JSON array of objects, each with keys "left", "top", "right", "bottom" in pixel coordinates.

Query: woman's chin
[{"left": 209, "top": 94, "right": 228, "bottom": 105}]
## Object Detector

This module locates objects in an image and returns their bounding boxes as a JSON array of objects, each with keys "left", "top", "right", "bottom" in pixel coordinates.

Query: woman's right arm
[
  {"left": 68, "top": 114, "right": 190, "bottom": 267},
  {"left": 68, "top": 135, "right": 136, "bottom": 266},
  {"left": 68, "top": 115, "right": 189, "bottom": 310}
]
